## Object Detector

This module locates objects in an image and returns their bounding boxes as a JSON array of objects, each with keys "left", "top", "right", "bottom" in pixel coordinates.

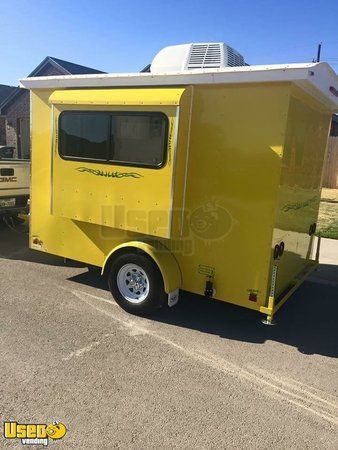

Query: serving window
[{"left": 59, "top": 111, "right": 168, "bottom": 168}]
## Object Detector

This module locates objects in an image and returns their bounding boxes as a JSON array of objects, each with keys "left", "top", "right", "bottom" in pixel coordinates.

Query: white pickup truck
[{"left": 0, "top": 146, "right": 30, "bottom": 218}]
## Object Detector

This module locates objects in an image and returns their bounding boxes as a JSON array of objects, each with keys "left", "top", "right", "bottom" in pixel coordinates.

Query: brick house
[
  {"left": 0, "top": 84, "right": 17, "bottom": 145},
  {"left": 0, "top": 57, "right": 104, "bottom": 158}
]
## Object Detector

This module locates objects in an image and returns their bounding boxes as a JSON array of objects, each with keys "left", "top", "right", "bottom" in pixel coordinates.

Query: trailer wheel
[{"left": 107, "top": 252, "right": 167, "bottom": 314}]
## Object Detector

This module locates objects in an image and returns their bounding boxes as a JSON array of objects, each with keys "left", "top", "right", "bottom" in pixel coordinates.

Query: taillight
[{"left": 249, "top": 292, "right": 258, "bottom": 302}]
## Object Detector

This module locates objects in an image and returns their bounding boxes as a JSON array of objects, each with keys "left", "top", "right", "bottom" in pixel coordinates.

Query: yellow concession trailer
[{"left": 21, "top": 44, "right": 338, "bottom": 323}]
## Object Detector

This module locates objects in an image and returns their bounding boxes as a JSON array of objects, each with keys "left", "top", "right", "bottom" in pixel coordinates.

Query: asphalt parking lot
[{"left": 0, "top": 221, "right": 337, "bottom": 449}]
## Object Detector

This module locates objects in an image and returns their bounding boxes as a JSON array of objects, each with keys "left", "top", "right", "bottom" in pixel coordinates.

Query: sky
[{"left": 0, "top": 0, "right": 337, "bottom": 86}]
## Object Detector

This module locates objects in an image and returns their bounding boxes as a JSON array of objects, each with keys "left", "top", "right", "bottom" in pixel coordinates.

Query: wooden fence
[{"left": 323, "top": 136, "right": 338, "bottom": 189}]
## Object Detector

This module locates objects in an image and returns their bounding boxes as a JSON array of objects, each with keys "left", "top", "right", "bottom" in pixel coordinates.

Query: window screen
[
  {"left": 58, "top": 111, "right": 168, "bottom": 168},
  {"left": 59, "top": 113, "right": 109, "bottom": 161}
]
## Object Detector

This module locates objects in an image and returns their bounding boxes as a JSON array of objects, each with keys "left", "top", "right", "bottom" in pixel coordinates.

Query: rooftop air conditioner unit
[{"left": 150, "top": 42, "right": 246, "bottom": 73}]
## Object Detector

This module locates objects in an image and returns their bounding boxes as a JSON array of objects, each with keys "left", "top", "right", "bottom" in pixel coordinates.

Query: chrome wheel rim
[{"left": 117, "top": 263, "right": 150, "bottom": 304}]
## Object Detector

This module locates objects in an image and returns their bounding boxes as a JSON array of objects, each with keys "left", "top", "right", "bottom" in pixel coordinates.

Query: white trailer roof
[{"left": 20, "top": 62, "right": 338, "bottom": 112}]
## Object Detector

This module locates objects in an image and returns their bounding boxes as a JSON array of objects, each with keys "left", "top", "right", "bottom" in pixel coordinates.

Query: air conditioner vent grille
[
  {"left": 226, "top": 46, "right": 245, "bottom": 67},
  {"left": 188, "top": 43, "right": 222, "bottom": 69}
]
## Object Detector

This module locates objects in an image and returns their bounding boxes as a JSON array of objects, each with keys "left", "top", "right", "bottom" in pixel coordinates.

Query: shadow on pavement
[
  {"left": 0, "top": 221, "right": 83, "bottom": 267},
  {"left": 68, "top": 264, "right": 338, "bottom": 359},
  {"left": 2, "top": 221, "right": 337, "bottom": 358}
]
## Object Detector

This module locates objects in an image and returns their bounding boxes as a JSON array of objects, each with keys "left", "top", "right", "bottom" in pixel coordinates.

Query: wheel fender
[{"left": 102, "top": 241, "right": 181, "bottom": 294}]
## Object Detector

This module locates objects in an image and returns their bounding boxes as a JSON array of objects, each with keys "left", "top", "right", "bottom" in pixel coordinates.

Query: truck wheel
[{"left": 108, "top": 253, "right": 167, "bottom": 314}]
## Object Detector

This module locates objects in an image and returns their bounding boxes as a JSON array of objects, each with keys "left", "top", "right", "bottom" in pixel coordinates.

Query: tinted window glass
[
  {"left": 111, "top": 114, "right": 167, "bottom": 167},
  {"left": 59, "top": 113, "right": 109, "bottom": 160},
  {"left": 58, "top": 111, "right": 167, "bottom": 168}
]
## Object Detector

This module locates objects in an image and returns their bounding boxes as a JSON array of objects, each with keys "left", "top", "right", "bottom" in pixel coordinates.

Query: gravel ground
[{"left": 0, "top": 222, "right": 337, "bottom": 449}]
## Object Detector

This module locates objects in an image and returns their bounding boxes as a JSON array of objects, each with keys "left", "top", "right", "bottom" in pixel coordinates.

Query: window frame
[{"left": 58, "top": 110, "right": 169, "bottom": 169}]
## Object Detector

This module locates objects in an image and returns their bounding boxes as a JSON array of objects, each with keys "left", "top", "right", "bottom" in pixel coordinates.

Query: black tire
[{"left": 107, "top": 252, "right": 167, "bottom": 315}]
